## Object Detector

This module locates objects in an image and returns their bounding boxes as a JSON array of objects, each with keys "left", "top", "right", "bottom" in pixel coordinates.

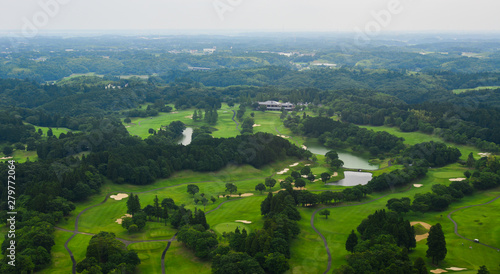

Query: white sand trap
[
  {"left": 446, "top": 267, "right": 467, "bottom": 271},
  {"left": 302, "top": 145, "right": 307, "bottom": 150},
  {"left": 289, "top": 162, "right": 299, "bottom": 167},
  {"left": 171, "top": 111, "right": 179, "bottom": 114},
  {"left": 449, "top": 178, "right": 466, "bottom": 181},
  {"left": 253, "top": 124, "right": 261, "bottom": 127},
  {"left": 0, "top": 157, "right": 13, "bottom": 160},
  {"left": 276, "top": 168, "right": 289, "bottom": 175},
  {"left": 110, "top": 193, "right": 129, "bottom": 201},
  {"left": 301, "top": 175, "right": 308, "bottom": 178},
  {"left": 278, "top": 135, "right": 289, "bottom": 139},
  {"left": 431, "top": 269, "right": 448, "bottom": 274},
  {"left": 478, "top": 152, "right": 491, "bottom": 157},
  {"left": 125, "top": 126, "right": 131, "bottom": 128},
  {"left": 235, "top": 220, "right": 252, "bottom": 224},
  {"left": 219, "top": 193, "right": 254, "bottom": 198},
  {"left": 115, "top": 214, "right": 132, "bottom": 224},
  {"left": 333, "top": 172, "right": 338, "bottom": 177},
  {"left": 414, "top": 184, "right": 423, "bottom": 188},
  {"left": 305, "top": 164, "right": 311, "bottom": 166},
  {"left": 411, "top": 222, "right": 432, "bottom": 242},
  {"left": 185, "top": 115, "right": 193, "bottom": 119}
]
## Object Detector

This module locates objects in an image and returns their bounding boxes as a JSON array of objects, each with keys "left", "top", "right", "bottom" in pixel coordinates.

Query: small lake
[
  {"left": 305, "top": 142, "right": 379, "bottom": 170},
  {"left": 327, "top": 171, "right": 373, "bottom": 186},
  {"left": 178, "top": 127, "right": 193, "bottom": 145}
]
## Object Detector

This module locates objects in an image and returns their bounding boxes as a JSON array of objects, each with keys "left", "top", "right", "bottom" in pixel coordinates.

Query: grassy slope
[{"left": 452, "top": 86, "right": 500, "bottom": 94}]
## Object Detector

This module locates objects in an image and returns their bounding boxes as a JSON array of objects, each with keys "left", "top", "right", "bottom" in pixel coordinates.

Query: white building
[{"left": 258, "top": 101, "right": 294, "bottom": 111}]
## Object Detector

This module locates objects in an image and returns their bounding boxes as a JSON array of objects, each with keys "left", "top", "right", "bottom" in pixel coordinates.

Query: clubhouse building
[{"left": 258, "top": 101, "right": 295, "bottom": 111}]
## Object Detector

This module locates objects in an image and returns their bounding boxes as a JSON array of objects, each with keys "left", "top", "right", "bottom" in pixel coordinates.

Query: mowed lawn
[
  {"left": 359, "top": 125, "right": 483, "bottom": 161},
  {"left": 129, "top": 241, "right": 167, "bottom": 274},
  {"left": 163, "top": 242, "right": 211, "bottom": 274}
]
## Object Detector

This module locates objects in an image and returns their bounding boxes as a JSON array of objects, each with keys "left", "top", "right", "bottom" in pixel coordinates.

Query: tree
[
  {"left": 187, "top": 184, "right": 200, "bottom": 197},
  {"left": 466, "top": 152, "right": 476, "bottom": 168},
  {"left": 291, "top": 171, "right": 301, "bottom": 179},
  {"left": 264, "top": 253, "right": 289, "bottom": 274},
  {"left": 47, "top": 128, "right": 53, "bottom": 137},
  {"left": 2, "top": 146, "right": 13, "bottom": 156},
  {"left": 294, "top": 178, "right": 306, "bottom": 189},
  {"left": 38, "top": 128, "right": 43, "bottom": 135},
  {"left": 154, "top": 195, "right": 160, "bottom": 222},
  {"left": 345, "top": 230, "right": 358, "bottom": 253},
  {"left": 211, "top": 196, "right": 216, "bottom": 203},
  {"left": 201, "top": 197, "right": 208, "bottom": 211},
  {"left": 426, "top": 223, "right": 447, "bottom": 265},
  {"left": 192, "top": 109, "right": 199, "bottom": 121},
  {"left": 148, "top": 128, "right": 155, "bottom": 134},
  {"left": 265, "top": 177, "right": 276, "bottom": 191},
  {"left": 124, "top": 117, "right": 131, "bottom": 123},
  {"left": 320, "top": 172, "right": 331, "bottom": 183},
  {"left": 255, "top": 183, "right": 266, "bottom": 194},
  {"left": 126, "top": 193, "right": 141, "bottom": 216},
  {"left": 413, "top": 257, "right": 428, "bottom": 274},
  {"left": 477, "top": 265, "right": 490, "bottom": 274},
  {"left": 300, "top": 166, "right": 311, "bottom": 175},
  {"left": 226, "top": 183, "right": 237, "bottom": 195},
  {"left": 319, "top": 209, "right": 330, "bottom": 219}
]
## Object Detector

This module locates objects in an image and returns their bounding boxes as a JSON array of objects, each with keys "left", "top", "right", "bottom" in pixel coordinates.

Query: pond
[
  {"left": 304, "top": 142, "right": 379, "bottom": 170},
  {"left": 177, "top": 127, "right": 193, "bottom": 146},
  {"left": 326, "top": 171, "right": 373, "bottom": 186}
]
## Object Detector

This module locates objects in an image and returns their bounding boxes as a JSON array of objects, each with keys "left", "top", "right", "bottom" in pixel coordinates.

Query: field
[
  {"left": 452, "top": 86, "right": 500, "bottom": 94},
  {"left": 44, "top": 111, "right": 500, "bottom": 274}
]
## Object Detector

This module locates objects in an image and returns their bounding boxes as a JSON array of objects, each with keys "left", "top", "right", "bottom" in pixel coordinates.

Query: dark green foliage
[
  {"left": 255, "top": 183, "right": 266, "bottom": 194},
  {"left": 413, "top": 257, "right": 428, "bottom": 274},
  {"left": 319, "top": 209, "right": 330, "bottom": 219},
  {"left": 126, "top": 193, "right": 141, "bottom": 216},
  {"left": 225, "top": 183, "right": 237, "bottom": 195},
  {"left": 76, "top": 232, "right": 140, "bottom": 274},
  {"left": 320, "top": 172, "right": 331, "bottom": 183},
  {"left": 345, "top": 230, "right": 358, "bottom": 253},
  {"left": 187, "top": 184, "right": 200, "bottom": 196},
  {"left": 400, "top": 141, "right": 461, "bottom": 167},
  {"left": 212, "top": 251, "right": 264, "bottom": 274},
  {"left": 177, "top": 224, "right": 217, "bottom": 259},
  {"left": 426, "top": 223, "right": 447, "bottom": 265},
  {"left": 477, "top": 265, "right": 490, "bottom": 274},
  {"left": 265, "top": 177, "right": 276, "bottom": 190}
]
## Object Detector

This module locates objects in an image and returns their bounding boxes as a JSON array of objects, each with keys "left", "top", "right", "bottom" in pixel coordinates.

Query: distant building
[{"left": 258, "top": 101, "right": 294, "bottom": 111}]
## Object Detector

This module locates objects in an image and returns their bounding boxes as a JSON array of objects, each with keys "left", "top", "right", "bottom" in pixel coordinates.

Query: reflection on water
[
  {"left": 305, "top": 142, "right": 379, "bottom": 170},
  {"left": 178, "top": 127, "right": 193, "bottom": 145},
  {"left": 326, "top": 171, "right": 372, "bottom": 186}
]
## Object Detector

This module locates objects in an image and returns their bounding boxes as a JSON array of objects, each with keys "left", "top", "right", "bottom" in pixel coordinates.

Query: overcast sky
[{"left": 1, "top": 0, "right": 500, "bottom": 33}]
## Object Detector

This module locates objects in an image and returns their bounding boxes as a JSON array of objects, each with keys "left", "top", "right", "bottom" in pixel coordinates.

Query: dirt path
[{"left": 447, "top": 195, "right": 500, "bottom": 251}]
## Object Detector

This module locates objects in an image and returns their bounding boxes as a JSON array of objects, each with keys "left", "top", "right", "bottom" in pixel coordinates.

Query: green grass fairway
[
  {"left": 359, "top": 125, "right": 483, "bottom": 160},
  {"left": 452, "top": 86, "right": 500, "bottom": 94},
  {"left": 163, "top": 242, "right": 211, "bottom": 274},
  {"left": 129, "top": 242, "right": 167, "bottom": 274},
  {"left": 40, "top": 231, "right": 92, "bottom": 274},
  {"left": 213, "top": 222, "right": 251, "bottom": 235}
]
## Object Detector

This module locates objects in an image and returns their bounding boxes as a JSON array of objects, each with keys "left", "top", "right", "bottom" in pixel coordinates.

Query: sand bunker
[
  {"left": 276, "top": 168, "right": 289, "bottom": 175},
  {"left": 0, "top": 156, "right": 13, "bottom": 160},
  {"left": 333, "top": 172, "right": 338, "bottom": 177},
  {"left": 414, "top": 184, "right": 423, "bottom": 188},
  {"left": 302, "top": 145, "right": 307, "bottom": 150},
  {"left": 277, "top": 135, "right": 289, "bottom": 139},
  {"left": 185, "top": 115, "right": 193, "bottom": 119},
  {"left": 431, "top": 269, "right": 447, "bottom": 274},
  {"left": 115, "top": 213, "right": 132, "bottom": 225},
  {"left": 411, "top": 222, "right": 432, "bottom": 242},
  {"left": 305, "top": 164, "right": 311, "bottom": 166},
  {"left": 446, "top": 267, "right": 467, "bottom": 271},
  {"left": 110, "top": 193, "right": 129, "bottom": 201},
  {"left": 235, "top": 220, "right": 252, "bottom": 224},
  {"left": 219, "top": 193, "right": 254, "bottom": 198},
  {"left": 449, "top": 178, "right": 466, "bottom": 181},
  {"left": 171, "top": 111, "right": 179, "bottom": 114},
  {"left": 125, "top": 126, "right": 131, "bottom": 128},
  {"left": 253, "top": 124, "right": 261, "bottom": 127},
  {"left": 289, "top": 162, "right": 299, "bottom": 167},
  {"left": 478, "top": 152, "right": 491, "bottom": 157}
]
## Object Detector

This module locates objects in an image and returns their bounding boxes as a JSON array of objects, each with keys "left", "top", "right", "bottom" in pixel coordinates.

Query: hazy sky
[{"left": 1, "top": 0, "right": 500, "bottom": 33}]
